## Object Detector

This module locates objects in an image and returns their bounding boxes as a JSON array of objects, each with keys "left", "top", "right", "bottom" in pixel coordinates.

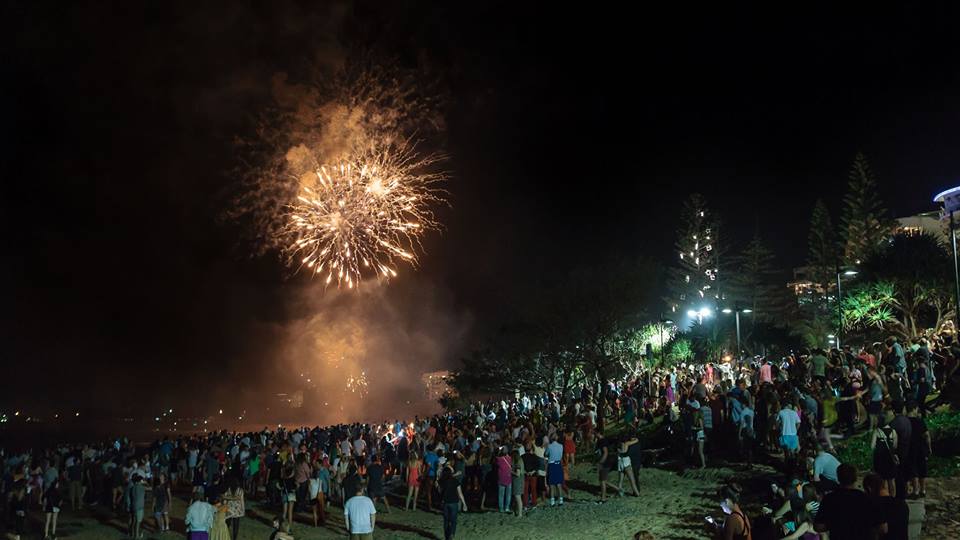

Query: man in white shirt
[
  {"left": 184, "top": 495, "right": 214, "bottom": 540},
  {"left": 344, "top": 486, "right": 377, "bottom": 539},
  {"left": 545, "top": 435, "right": 565, "bottom": 506},
  {"left": 353, "top": 436, "right": 367, "bottom": 457}
]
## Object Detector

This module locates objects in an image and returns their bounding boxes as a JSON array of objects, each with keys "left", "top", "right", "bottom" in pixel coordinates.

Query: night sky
[{"left": 3, "top": 2, "right": 959, "bottom": 422}]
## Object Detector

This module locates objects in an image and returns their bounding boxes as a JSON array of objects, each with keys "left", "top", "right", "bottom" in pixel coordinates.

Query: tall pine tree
[
  {"left": 666, "top": 194, "right": 722, "bottom": 314},
  {"left": 840, "top": 153, "right": 894, "bottom": 265},
  {"left": 807, "top": 199, "right": 838, "bottom": 288},
  {"left": 729, "top": 231, "right": 788, "bottom": 323}
]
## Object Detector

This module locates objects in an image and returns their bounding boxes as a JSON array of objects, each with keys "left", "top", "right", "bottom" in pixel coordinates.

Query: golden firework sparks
[
  {"left": 345, "top": 370, "right": 369, "bottom": 399},
  {"left": 280, "top": 140, "right": 444, "bottom": 288}
]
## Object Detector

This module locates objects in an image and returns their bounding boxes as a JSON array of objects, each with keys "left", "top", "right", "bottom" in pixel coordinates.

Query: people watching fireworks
[{"left": 1, "top": 331, "right": 957, "bottom": 540}]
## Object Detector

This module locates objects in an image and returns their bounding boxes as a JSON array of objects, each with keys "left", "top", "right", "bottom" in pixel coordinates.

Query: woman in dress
[
  {"left": 404, "top": 452, "right": 422, "bottom": 510},
  {"left": 209, "top": 497, "right": 230, "bottom": 540}
]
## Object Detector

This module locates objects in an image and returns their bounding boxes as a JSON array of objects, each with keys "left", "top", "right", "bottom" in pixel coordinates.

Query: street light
[
  {"left": 687, "top": 306, "right": 713, "bottom": 324},
  {"left": 934, "top": 186, "right": 960, "bottom": 318},
  {"left": 835, "top": 266, "right": 858, "bottom": 349},
  {"left": 655, "top": 314, "right": 674, "bottom": 396},
  {"left": 722, "top": 305, "right": 752, "bottom": 363}
]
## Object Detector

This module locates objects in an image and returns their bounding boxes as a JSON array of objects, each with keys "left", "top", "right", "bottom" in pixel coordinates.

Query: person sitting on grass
[
  {"left": 269, "top": 516, "right": 294, "bottom": 540},
  {"left": 719, "top": 484, "right": 750, "bottom": 540}
]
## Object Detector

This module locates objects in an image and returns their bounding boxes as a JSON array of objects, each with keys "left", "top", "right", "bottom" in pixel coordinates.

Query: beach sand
[{"left": 12, "top": 463, "right": 719, "bottom": 540}]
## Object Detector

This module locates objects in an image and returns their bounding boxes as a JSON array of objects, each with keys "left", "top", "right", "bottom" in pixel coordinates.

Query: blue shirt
[
  {"left": 545, "top": 441, "right": 564, "bottom": 463},
  {"left": 814, "top": 452, "right": 840, "bottom": 483},
  {"left": 424, "top": 451, "right": 439, "bottom": 478}
]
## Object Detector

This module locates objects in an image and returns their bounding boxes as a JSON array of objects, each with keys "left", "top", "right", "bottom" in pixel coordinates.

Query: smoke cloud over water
[{"left": 249, "top": 278, "right": 472, "bottom": 426}]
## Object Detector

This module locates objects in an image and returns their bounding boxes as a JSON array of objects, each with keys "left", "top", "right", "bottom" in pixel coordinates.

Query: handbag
[{"left": 877, "top": 429, "right": 899, "bottom": 466}]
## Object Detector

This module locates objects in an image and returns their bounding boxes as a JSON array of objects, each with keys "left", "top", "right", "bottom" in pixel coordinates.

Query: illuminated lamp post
[
  {"left": 721, "top": 305, "right": 752, "bottom": 364},
  {"left": 934, "top": 186, "right": 960, "bottom": 321},
  {"left": 835, "top": 266, "right": 858, "bottom": 349}
]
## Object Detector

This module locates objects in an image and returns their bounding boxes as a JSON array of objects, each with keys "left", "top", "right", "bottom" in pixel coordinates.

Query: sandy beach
[{"left": 12, "top": 463, "right": 719, "bottom": 540}]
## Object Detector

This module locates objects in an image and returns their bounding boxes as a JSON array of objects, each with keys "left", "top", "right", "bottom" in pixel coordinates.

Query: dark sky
[{"left": 3, "top": 2, "right": 960, "bottom": 420}]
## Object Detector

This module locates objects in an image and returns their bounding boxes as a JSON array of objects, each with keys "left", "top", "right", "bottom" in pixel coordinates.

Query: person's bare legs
[
  {"left": 624, "top": 468, "right": 639, "bottom": 496},
  {"left": 514, "top": 492, "right": 523, "bottom": 517},
  {"left": 380, "top": 494, "right": 391, "bottom": 513},
  {"left": 44, "top": 513, "right": 52, "bottom": 538},
  {"left": 698, "top": 440, "right": 706, "bottom": 468}
]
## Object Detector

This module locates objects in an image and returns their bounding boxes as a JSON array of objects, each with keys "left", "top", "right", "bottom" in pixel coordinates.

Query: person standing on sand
[
  {"left": 439, "top": 463, "right": 468, "bottom": 540},
  {"left": 222, "top": 477, "right": 245, "bottom": 540},
  {"left": 42, "top": 477, "right": 62, "bottom": 540},
  {"left": 366, "top": 454, "right": 390, "bottom": 513},
  {"left": 404, "top": 452, "right": 422, "bottom": 511},
  {"left": 511, "top": 449, "right": 525, "bottom": 517},
  {"left": 153, "top": 473, "right": 172, "bottom": 533},
  {"left": 494, "top": 447, "right": 513, "bottom": 513},
  {"left": 128, "top": 474, "right": 146, "bottom": 540},
  {"left": 545, "top": 434, "right": 565, "bottom": 506},
  {"left": 185, "top": 493, "right": 215, "bottom": 540},
  {"left": 345, "top": 485, "right": 377, "bottom": 539}
]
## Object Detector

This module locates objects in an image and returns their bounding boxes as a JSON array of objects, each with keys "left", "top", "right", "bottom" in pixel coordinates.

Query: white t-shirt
[
  {"left": 344, "top": 495, "right": 376, "bottom": 534},
  {"left": 778, "top": 408, "right": 801, "bottom": 436}
]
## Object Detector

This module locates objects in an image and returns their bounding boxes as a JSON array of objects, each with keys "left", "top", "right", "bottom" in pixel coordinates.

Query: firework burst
[
  {"left": 280, "top": 140, "right": 445, "bottom": 288},
  {"left": 345, "top": 371, "right": 369, "bottom": 399}
]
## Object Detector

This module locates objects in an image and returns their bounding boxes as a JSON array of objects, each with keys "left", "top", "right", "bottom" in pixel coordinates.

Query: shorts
[
  {"left": 599, "top": 465, "right": 612, "bottom": 482},
  {"left": 869, "top": 401, "right": 883, "bottom": 415},
  {"left": 134, "top": 509, "right": 144, "bottom": 523},
  {"left": 617, "top": 456, "right": 631, "bottom": 472},
  {"left": 285, "top": 492, "right": 297, "bottom": 503},
  {"left": 547, "top": 462, "right": 563, "bottom": 485},
  {"left": 780, "top": 434, "right": 799, "bottom": 451},
  {"left": 696, "top": 430, "right": 706, "bottom": 441}
]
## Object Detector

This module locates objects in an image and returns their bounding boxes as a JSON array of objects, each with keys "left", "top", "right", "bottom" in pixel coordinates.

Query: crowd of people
[
  {"left": 1, "top": 333, "right": 958, "bottom": 539},
  {"left": 631, "top": 333, "right": 955, "bottom": 540}
]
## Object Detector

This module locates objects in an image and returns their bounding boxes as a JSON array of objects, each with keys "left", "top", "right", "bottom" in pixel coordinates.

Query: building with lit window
[{"left": 895, "top": 212, "right": 946, "bottom": 241}]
